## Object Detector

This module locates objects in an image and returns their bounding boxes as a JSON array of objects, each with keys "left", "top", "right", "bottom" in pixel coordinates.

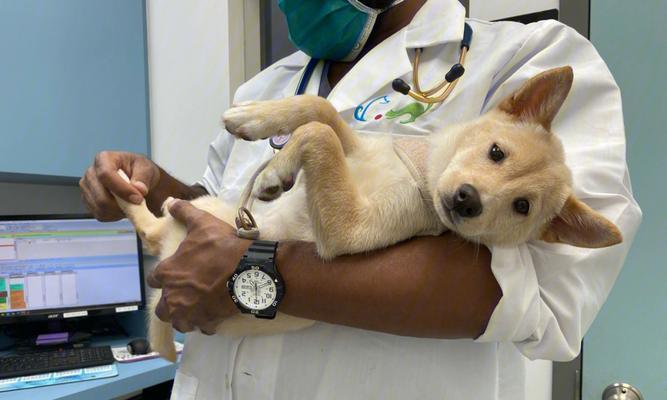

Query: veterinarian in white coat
[
  {"left": 80, "top": 0, "right": 641, "bottom": 399},
  {"left": 178, "top": 0, "right": 641, "bottom": 397}
]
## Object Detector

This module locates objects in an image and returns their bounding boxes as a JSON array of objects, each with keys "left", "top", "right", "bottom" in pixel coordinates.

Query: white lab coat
[{"left": 172, "top": 0, "right": 642, "bottom": 399}]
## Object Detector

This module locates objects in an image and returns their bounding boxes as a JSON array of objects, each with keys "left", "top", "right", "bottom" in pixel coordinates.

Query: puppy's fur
[{"left": 115, "top": 67, "right": 622, "bottom": 361}]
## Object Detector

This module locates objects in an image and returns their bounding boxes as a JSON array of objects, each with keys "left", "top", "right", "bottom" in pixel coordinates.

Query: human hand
[
  {"left": 147, "top": 200, "right": 251, "bottom": 334},
  {"left": 79, "top": 151, "right": 161, "bottom": 221}
]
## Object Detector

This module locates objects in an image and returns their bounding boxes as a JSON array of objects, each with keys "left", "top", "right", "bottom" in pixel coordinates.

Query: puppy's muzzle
[{"left": 451, "top": 184, "right": 482, "bottom": 218}]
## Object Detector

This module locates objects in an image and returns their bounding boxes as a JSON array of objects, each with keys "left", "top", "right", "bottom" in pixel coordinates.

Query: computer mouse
[{"left": 127, "top": 338, "right": 151, "bottom": 355}]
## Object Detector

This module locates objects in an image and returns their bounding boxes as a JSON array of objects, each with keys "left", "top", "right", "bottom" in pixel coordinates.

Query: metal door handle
[{"left": 602, "top": 383, "right": 644, "bottom": 400}]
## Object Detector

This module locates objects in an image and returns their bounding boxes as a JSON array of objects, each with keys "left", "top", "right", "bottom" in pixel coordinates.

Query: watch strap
[{"left": 243, "top": 240, "right": 279, "bottom": 274}]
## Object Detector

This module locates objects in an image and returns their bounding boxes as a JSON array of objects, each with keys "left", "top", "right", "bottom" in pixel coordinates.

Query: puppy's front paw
[
  {"left": 253, "top": 166, "right": 296, "bottom": 202},
  {"left": 223, "top": 101, "right": 282, "bottom": 141}
]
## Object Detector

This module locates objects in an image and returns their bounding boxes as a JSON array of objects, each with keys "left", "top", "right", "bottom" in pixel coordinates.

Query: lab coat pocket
[{"left": 172, "top": 370, "right": 199, "bottom": 400}]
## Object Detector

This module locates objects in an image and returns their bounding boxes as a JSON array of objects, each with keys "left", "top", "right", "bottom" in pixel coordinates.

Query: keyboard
[{"left": 0, "top": 346, "right": 115, "bottom": 379}]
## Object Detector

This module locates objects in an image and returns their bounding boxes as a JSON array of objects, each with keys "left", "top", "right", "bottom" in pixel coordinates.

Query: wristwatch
[{"left": 227, "top": 240, "right": 285, "bottom": 319}]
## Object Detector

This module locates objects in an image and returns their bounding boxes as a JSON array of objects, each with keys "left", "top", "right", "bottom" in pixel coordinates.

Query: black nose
[{"left": 452, "top": 184, "right": 482, "bottom": 218}]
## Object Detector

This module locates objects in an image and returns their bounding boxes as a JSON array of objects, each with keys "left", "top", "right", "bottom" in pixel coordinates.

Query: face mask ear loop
[
  {"left": 341, "top": 0, "right": 405, "bottom": 62},
  {"left": 340, "top": 11, "right": 377, "bottom": 62}
]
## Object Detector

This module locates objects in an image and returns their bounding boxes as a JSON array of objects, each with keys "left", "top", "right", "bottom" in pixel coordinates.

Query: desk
[{"left": 2, "top": 337, "right": 179, "bottom": 400}]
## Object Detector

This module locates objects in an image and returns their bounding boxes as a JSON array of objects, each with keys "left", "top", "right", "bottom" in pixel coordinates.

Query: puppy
[{"left": 115, "top": 67, "right": 622, "bottom": 361}]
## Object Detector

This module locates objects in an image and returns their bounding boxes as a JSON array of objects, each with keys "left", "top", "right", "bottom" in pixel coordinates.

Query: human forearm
[
  {"left": 145, "top": 204, "right": 500, "bottom": 339},
  {"left": 145, "top": 167, "right": 208, "bottom": 215},
  {"left": 277, "top": 233, "right": 501, "bottom": 339}
]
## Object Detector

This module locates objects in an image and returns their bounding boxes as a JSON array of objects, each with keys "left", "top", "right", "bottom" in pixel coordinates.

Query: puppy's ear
[
  {"left": 540, "top": 195, "right": 622, "bottom": 248},
  {"left": 498, "top": 66, "right": 574, "bottom": 130}
]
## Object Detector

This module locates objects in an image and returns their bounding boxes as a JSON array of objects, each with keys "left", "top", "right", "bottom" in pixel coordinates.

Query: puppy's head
[{"left": 429, "top": 67, "right": 622, "bottom": 248}]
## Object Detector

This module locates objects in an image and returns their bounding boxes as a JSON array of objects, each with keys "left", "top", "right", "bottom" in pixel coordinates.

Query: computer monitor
[{"left": 0, "top": 215, "right": 144, "bottom": 324}]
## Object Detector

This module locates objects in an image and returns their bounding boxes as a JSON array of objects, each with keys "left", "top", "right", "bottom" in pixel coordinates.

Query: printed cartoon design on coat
[
  {"left": 354, "top": 95, "right": 434, "bottom": 125},
  {"left": 354, "top": 96, "right": 390, "bottom": 121},
  {"left": 386, "top": 102, "right": 433, "bottom": 124}
]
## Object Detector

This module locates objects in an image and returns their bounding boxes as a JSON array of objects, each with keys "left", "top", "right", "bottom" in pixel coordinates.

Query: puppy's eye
[
  {"left": 489, "top": 144, "right": 505, "bottom": 162},
  {"left": 513, "top": 198, "right": 530, "bottom": 215}
]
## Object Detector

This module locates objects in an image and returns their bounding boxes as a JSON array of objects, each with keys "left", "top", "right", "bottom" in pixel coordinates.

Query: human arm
[
  {"left": 148, "top": 200, "right": 502, "bottom": 338},
  {"left": 278, "top": 236, "right": 499, "bottom": 338},
  {"left": 79, "top": 151, "right": 207, "bottom": 221}
]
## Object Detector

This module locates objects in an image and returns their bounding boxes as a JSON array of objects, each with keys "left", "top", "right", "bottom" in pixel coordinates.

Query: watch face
[{"left": 233, "top": 267, "right": 278, "bottom": 310}]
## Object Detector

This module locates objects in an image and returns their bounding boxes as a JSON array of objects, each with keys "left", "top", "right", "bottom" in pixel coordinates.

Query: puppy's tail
[
  {"left": 113, "top": 170, "right": 165, "bottom": 256},
  {"left": 148, "top": 291, "right": 177, "bottom": 362}
]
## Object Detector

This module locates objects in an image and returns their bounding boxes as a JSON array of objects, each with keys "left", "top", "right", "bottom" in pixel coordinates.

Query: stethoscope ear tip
[
  {"left": 445, "top": 64, "right": 465, "bottom": 83},
  {"left": 392, "top": 78, "right": 411, "bottom": 95}
]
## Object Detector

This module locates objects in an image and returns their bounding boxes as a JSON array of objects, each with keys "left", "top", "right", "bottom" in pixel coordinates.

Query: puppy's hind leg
[
  {"left": 223, "top": 95, "right": 360, "bottom": 154},
  {"left": 147, "top": 291, "right": 177, "bottom": 362},
  {"left": 112, "top": 172, "right": 176, "bottom": 359},
  {"left": 250, "top": 102, "right": 362, "bottom": 202},
  {"left": 257, "top": 122, "right": 416, "bottom": 259},
  {"left": 252, "top": 122, "right": 361, "bottom": 258}
]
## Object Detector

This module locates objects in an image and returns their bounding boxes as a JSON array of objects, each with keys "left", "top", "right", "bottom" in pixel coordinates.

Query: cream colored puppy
[{"left": 115, "top": 67, "right": 622, "bottom": 361}]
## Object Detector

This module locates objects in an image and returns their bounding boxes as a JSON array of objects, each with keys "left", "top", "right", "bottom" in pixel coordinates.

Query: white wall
[
  {"left": 146, "top": 0, "right": 245, "bottom": 184},
  {"left": 470, "top": 0, "right": 559, "bottom": 21}
]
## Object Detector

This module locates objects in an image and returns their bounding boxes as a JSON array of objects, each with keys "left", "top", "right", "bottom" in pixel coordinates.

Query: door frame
[
  {"left": 549, "top": 2, "right": 589, "bottom": 398},
  {"left": 230, "top": 0, "right": 263, "bottom": 92}
]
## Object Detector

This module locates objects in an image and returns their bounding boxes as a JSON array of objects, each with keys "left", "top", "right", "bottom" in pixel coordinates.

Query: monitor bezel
[{"left": 0, "top": 213, "right": 145, "bottom": 325}]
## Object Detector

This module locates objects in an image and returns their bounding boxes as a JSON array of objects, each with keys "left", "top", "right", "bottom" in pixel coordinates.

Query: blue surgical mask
[{"left": 278, "top": 0, "right": 403, "bottom": 62}]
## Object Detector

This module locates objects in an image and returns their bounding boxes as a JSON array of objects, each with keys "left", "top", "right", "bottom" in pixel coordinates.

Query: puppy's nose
[{"left": 453, "top": 184, "right": 482, "bottom": 218}]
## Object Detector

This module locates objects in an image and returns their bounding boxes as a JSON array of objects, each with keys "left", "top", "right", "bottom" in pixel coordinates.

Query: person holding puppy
[{"left": 80, "top": 1, "right": 641, "bottom": 399}]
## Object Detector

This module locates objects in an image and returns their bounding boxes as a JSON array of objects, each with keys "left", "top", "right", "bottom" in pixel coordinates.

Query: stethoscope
[
  {"left": 392, "top": 23, "right": 473, "bottom": 103},
  {"left": 269, "top": 22, "right": 473, "bottom": 150}
]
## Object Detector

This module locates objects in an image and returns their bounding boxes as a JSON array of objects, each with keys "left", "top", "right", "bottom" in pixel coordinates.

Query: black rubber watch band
[{"left": 243, "top": 240, "right": 278, "bottom": 274}]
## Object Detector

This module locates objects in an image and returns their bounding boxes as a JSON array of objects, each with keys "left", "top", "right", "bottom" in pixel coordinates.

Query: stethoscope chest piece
[{"left": 269, "top": 133, "right": 291, "bottom": 150}]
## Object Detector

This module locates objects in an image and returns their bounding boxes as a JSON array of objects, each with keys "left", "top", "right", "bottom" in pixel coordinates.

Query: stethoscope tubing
[{"left": 395, "top": 22, "right": 473, "bottom": 104}]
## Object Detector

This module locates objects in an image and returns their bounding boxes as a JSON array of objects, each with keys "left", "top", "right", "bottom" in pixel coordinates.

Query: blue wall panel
[{"left": 0, "top": 0, "right": 150, "bottom": 178}]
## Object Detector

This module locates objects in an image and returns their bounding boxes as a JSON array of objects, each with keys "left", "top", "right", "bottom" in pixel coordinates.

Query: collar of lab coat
[
  {"left": 404, "top": 0, "right": 466, "bottom": 49},
  {"left": 280, "top": 0, "right": 466, "bottom": 113}
]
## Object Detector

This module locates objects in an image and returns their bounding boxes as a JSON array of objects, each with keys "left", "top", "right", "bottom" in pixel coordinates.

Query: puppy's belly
[{"left": 254, "top": 184, "right": 315, "bottom": 242}]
